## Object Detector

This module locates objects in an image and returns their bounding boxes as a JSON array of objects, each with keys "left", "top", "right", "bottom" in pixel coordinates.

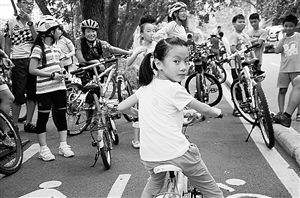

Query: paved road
[{"left": 1, "top": 85, "right": 300, "bottom": 197}]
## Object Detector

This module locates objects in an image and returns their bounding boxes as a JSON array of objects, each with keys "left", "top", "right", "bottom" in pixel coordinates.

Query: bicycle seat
[
  {"left": 82, "top": 83, "right": 99, "bottom": 92},
  {"left": 242, "top": 58, "right": 259, "bottom": 66},
  {"left": 154, "top": 165, "right": 182, "bottom": 174}
]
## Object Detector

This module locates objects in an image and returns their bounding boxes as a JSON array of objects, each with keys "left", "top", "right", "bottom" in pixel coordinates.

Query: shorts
[
  {"left": 277, "top": 72, "right": 300, "bottom": 88},
  {"left": 37, "top": 90, "right": 67, "bottom": 111},
  {"left": 11, "top": 58, "right": 36, "bottom": 105}
]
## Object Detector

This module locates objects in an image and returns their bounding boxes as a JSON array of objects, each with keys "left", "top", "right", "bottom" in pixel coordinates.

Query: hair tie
[{"left": 150, "top": 54, "right": 154, "bottom": 69}]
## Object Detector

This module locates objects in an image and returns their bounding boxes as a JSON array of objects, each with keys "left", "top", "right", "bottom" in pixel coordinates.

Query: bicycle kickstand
[
  {"left": 91, "top": 151, "right": 100, "bottom": 167},
  {"left": 245, "top": 117, "right": 261, "bottom": 142}
]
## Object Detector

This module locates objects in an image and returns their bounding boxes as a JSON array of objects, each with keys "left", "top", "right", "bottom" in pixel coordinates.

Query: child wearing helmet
[
  {"left": 75, "top": 19, "right": 132, "bottom": 67},
  {"left": 153, "top": 2, "right": 188, "bottom": 42},
  {"left": 29, "top": 15, "right": 74, "bottom": 161}
]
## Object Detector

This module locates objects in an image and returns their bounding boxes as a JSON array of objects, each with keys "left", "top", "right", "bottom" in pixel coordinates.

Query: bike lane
[{"left": 0, "top": 90, "right": 299, "bottom": 197}]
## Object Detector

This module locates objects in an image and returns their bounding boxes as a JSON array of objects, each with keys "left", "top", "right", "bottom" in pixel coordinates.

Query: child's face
[
  {"left": 233, "top": 18, "right": 246, "bottom": 32},
  {"left": 54, "top": 27, "right": 62, "bottom": 40},
  {"left": 141, "top": 23, "right": 156, "bottom": 43},
  {"left": 283, "top": 21, "right": 296, "bottom": 36},
  {"left": 84, "top": 28, "right": 97, "bottom": 41},
  {"left": 158, "top": 45, "right": 189, "bottom": 82},
  {"left": 249, "top": 19, "right": 260, "bottom": 29},
  {"left": 177, "top": 8, "right": 188, "bottom": 21}
]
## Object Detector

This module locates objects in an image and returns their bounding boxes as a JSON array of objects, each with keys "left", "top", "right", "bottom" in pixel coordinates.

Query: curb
[{"left": 223, "top": 68, "right": 300, "bottom": 167}]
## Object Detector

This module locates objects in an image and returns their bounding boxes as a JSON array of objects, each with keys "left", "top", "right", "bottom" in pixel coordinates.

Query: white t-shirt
[
  {"left": 155, "top": 21, "right": 187, "bottom": 41},
  {"left": 135, "top": 78, "right": 194, "bottom": 161}
]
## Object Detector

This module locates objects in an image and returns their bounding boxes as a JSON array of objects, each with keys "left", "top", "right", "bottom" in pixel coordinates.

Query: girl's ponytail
[{"left": 139, "top": 53, "right": 156, "bottom": 86}]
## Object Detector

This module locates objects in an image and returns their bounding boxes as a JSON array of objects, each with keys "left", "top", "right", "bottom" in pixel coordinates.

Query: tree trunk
[
  {"left": 107, "top": 0, "right": 120, "bottom": 46},
  {"left": 80, "top": 0, "right": 106, "bottom": 40},
  {"left": 35, "top": 0, "right": 52, "bottom": 15},
  {"left": 118, "top": 1, "right": 152, "bottom": 49}
]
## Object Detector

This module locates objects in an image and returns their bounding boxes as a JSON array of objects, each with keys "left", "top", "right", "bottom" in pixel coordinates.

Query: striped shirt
[{"left": 30, "top": 44, "right": 66, "bottom": 94}]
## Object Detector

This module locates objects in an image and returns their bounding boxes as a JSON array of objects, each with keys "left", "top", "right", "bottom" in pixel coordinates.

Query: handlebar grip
[{"left": 70, "top": 68, "right": 83, "bottom": 75}]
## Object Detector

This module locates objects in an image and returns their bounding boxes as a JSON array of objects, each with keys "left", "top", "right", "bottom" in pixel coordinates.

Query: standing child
[
  {"left": 29, "top": 15, "right": 74, "bottom": 161},
  {"left": 55, "top": 25, "right": 75, "bottom": 74},
  {"left": 247, "top": 13, "right": 267, "bottom": 75},
  {"left": 126, "top": 15, "right": 157, "bottom": 149},
  {"left": 117, "top": 37, "right": 224, "bottom": 198},
  {"left": 228, "top": 14, "right": 255, "bottom": 117},
  {"left": 154, "top": 2, "right": 188, "bottom": 41},
  {"left": 273, "top": 14, "right": 300, "bottom": 127}
]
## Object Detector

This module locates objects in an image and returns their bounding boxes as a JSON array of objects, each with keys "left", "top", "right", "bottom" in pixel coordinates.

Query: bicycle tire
[
  {"left": 0, "top": 109, "right": 23, "bottom": 175},
  {"left": 100, "top": 129, "right": 112, "bottom": 170},
  {"left": 106, "top": 117, "right": 119, "bottom": 145},
  {"left": 66, "top": 83, "right": 91, "bottom": 136},
  {"left": 231, "top": 80, "right": 256, "bottom": 124},
  {"left": 117, "top": 77, "right": 134, "bottom": 122},
  {"left": 101, "top": 75, "right": 117, "bottom": 99},
  {"left": 254, "top": 84, "right": 275, "bottom": 149},
  {"left": 185, "top": 73, "right": 223, "bottom": 106},
  {"left": 214, "top": 64, "right": 227, "bottom": 84}
]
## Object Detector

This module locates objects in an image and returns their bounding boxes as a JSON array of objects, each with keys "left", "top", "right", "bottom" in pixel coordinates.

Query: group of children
[{"left": 2, "top": 0, "right": 299, "bottom": 197}]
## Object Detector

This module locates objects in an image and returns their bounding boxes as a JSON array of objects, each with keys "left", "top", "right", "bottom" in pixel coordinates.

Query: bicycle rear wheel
[
  {"left": 117, "top": 77, "right": 135, "bottom": 122},
  {"left": 254, "top": 84, "right": 275, "bottom": 149},
  {"left": 0, "top": 110, "right": 23, "bottom": 175},
  {"left": 185, "top": 73, "right": 223, "bottom": 106}
]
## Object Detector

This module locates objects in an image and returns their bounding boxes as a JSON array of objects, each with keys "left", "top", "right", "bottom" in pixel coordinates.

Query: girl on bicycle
[
  {"left": 117, "top": 37, "right": 224, "bottom": 198},
  {"left": 29, "top": 15, "right": 74, "bottom": 161},
  {"left": 126, "top": 15, "right": 157, "bottom": 149}
]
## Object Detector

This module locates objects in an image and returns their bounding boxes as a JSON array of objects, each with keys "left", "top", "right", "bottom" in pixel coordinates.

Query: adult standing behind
[
  {"left": 4, "top": 0, "right": 37, "bottom": 132},
  {"left": 153, "top": 2, "right": 188, "bottom": 42}
]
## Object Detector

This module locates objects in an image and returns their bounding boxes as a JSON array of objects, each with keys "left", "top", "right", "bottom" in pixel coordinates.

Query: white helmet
[
  {"left": 36, "top": 15, "right": 61, "bottom": 32},
  {"left": 81, "top": 19, "right": 99, "bottom": 30},
  {"left": 168, "top": 2, "right": 187, "bottom": 17}
]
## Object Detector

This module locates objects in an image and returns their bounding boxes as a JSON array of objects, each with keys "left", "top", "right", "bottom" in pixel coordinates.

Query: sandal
[
  {"left": 232, "top": 109, "right": 242, "bottom": 117},
  {"left": 296, "top": 113, "right": 300, "bottom": 122}
]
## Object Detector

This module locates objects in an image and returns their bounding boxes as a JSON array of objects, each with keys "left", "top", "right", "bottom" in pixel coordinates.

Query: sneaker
[
  {"left": 131, "top": 140, "right": 140, "bottom": 149},
  {"left": 58, "top": 145, "right": 75, "bottom": 158},
  {"left": 296, "top": 113, "right": 300, "bottom": 122},
  {"left": 0, "top": 134, "right": 16, "bottom": 147},
  {"left": 39, "top": 146, "right": 55, "bottom": 161},
  {"left": 273, "top": 112, "right": 291, "bottom": 128},
  {"left": 232, "top": 109, "right": 242, "bottom": 117},
  {"left": 24, "top": 123, "right": 36, "bottom": 133}
]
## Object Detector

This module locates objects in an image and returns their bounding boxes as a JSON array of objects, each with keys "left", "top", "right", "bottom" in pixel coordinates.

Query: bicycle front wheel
[
  {"left": 117, "top": 77, "right": 135, "bottom": 122},
  {"left": 0, "top": 110, "right": 23, "bottom": 175},
  {"left": 185, "top": 73, "right": 223, "bottom": 106},
  {"left": 100, "top": 129, "right": 112, "bottom": 170},
  {"left": 255, "top": 84, "right": 275, "bottom": 149}
]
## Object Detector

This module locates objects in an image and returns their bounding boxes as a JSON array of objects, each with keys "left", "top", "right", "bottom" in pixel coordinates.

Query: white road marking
[
  {"left": 222, "top": 84, "right": 300, "bottom": 198},
  {"left": 0, "top": 143, "right": 39, "bottom": 179},
  {"left": 217, "top": 183, "right": 235, "bottom": 192},
  {"left": 107, "top": 174, "right": 131, "bottom": 198}
]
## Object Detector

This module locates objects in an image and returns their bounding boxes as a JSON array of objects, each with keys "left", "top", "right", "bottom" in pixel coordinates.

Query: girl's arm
[
  {"left": 186, "top": 99, "right": 221, "bottom": 117},
  {"left": 126, "top": 46, "right": 147, "bottom": 67},
  {"left": 65, "top": 39, "right": 75, "bottom": 58},
  {"left": 117, "top": 94, "right": 138, "bottom": 116},
  {"left": 29, "top": 58, "right": 52, "bottom": 77}
]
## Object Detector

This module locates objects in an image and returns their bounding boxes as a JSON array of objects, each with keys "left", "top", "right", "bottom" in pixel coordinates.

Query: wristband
[{"left": 26, "top": 21, "right": 33, "bottom": 27}]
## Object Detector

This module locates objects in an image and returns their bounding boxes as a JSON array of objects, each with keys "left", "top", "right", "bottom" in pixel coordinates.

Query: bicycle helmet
[
  {"left": 36, "top": 15, "right": 61, "bottom": 32},
  {"left": 81, "top": 19, "right": 99, "bottom": 30},
  {"left": 168, "top": 2, "right": 187, "bottom": 17}
]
